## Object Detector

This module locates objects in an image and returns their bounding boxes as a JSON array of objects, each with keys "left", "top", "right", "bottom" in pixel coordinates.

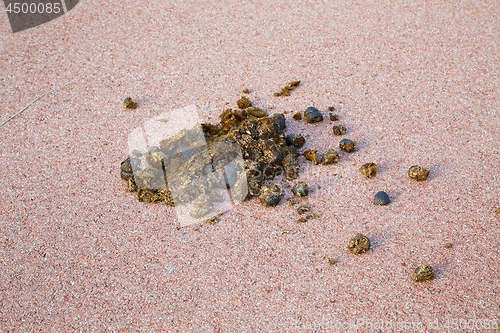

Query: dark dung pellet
[
  {"left": 127, "top": 178, "right": 138, "bottom": 192},
  {"left": 339, "top": 138, "right": 356, "bottom": 152},
  {"left": 297, "top": 205, "right": 311, "bottom": 214},
  {"left": 285, "top": 134, "right": 306, "bottom": 148},
  {"left": 408, "top": 165, "right": 429, "bottom": 181},
  {"left": 137, "top": 188, "right": 161, "bottom": 203},
  {"left": 303, "top": 149, "right": 319, "bottom": 165},
  {"left": 321, "top": 149, "right": 339, "bottom": 165},
  {"left": 288, "top": 146, "right": 299, "bottom": 156},
  {"left": 292, "top": 181, "right": 309, "bottom": 197},
  {"left": 359, "top": 162, "right": 378, "bottom": 178},
  {"left": 374, "top": 191, "right": 390, "bottom": 205},
  {"left": 329, "top": 113, "right": 339, "bottom": 121},
  {"left": 123, "top": 97, "right": 138, "bottom": 109},
  {"left": 259, "top": 183, "right": 283, "bottom": 207},
  {"left": 347, "top": 233, "right": 370, "bottom": 255},
  {"left": 332, "top": 125, "right": 346, "bottom": 136},
  {"left": 293, "top": 112, "right": 302, "bottom": 120},
  {"left": 236, "top": 96, "right": 252, "bottom": 109},
  {"left": 305, "top": 212, "right": 319, "bottom": 220},
  {"left": 413, "top": 265, "right": 435, "bottom": 282},
  {"left": 303, "top": 106, "right": 323, "bottom": 123},
  {"left": 120, "top": 170, "right": 134, "bottom": 181},
  {"left": 121, "top": 157, "right": 133, "bottom": 173}
]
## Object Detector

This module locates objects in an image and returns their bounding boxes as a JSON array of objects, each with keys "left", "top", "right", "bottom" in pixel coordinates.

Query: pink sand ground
[{"left": 1, "top": 0, "right": 499, "bottom": 332}]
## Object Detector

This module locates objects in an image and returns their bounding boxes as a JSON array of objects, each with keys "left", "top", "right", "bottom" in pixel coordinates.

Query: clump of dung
[
  {"left": 359, "top": 163, "right": 378, "bottom": 178},
  {"left": 347, "top": 233, "right": 371, "bottom": 254},
  {"left": 303, "top": 149, "right": 319, "bottom": 165},
  {"left": 339, "top": 139, "right": 356, "bottom": 152},
  {"left": 408, "top": 165, "right": 429, "bottom": 181},
  {"left": 120, "top": 99, "right": 305, "bottom": 216},
  {"left": 123, "top": 97, "right": 138, "bottom": 109},
  {"left": 274, "top": 80, "right": 301, "bottom": 96},
  {"left": 236, "top": 96, "right": 252, "bottom": 109},
  {"left": 303, "top": 107, "right": 323, "bottom": 123},
  {"left": 321, "top": 149, "right": 339, "bottom": 165},
  {"left": 332, "top": 125, "right": 346, "bottom": 136},
  {"left": 292, "top": 181, "right": 309, "bottom": 197},
  {"left": 413, "top": 265, "right": 435, "bottom": 281},
  {"left": 259, "top": 183, "right": 283, "bottom": 207}
]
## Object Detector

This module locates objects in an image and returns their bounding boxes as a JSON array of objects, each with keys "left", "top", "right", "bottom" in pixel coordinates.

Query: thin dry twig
[{"left": 0, "top": 82, "right": 71, "bottom": 128}]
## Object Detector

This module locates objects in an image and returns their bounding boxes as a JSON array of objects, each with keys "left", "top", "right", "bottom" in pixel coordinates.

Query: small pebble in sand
[
  {"left": 413, "top": 265, "right": 435, "bottom": 282},
  {"left": 303, "top": 149, "right": 319, "bottom": 165},
  {"left": 339, "top": 139, "right": 356, "bottom": 152},
  {"left": 321, "top": 149, "right": 339, "bottom": 165},
  {"left": 329, "top": 113, "right": 339, "bottom": 121},
  {"left": 359, "top": 162, "right": 378, "bottom": 178},
  {"left": 408, "top": 165, "right": 429, "bottom": 181},
  {"left": 327, "top": 257, "right": 335, "bottom": 265},
  {"left": 123, "top": 97, "right": 138, "bottom": 109},
  {"left": 259, "top": 183, "right": 283, "bottom": 207},
  {"left": 347, "top": 233, "right": 371, "bottom": 255},
  {"left": 303, "top": 106, "right": 324, "bottom": 123},
  {"left": 292, "top": 182, "right": 309, "bottom": 197},
  {"left": 493, "top": 207, "right": 500, "bottom": 213},
  {"left": 332, "top": 125, "right": 346, "bottom": 136},
  {"left": 444, "top": 242, "right": 453, "bottom": 248},
  {"left": 374, "top": 191, "right": 390, "bottom": 206}
]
